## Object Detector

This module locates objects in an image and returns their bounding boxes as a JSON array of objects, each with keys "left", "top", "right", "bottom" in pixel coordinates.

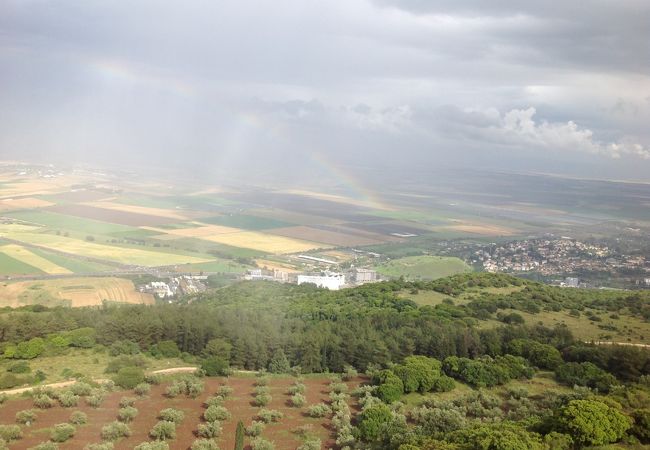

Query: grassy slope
[{"left": 377, "top": 255, "right": 472, "bottom": 280}]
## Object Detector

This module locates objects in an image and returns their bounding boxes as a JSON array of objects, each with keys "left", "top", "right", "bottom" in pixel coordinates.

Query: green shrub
[
  {"left": 50, "top": 423, "right": 75, "bottom": 443},
  {"left": 134, "top": 443, "right": 169, "bottom": 450},
  {"left": 86, "top": 390, "right": 106, "bottom": 408},
  {"left": 296, "top": 439, "right": 321, "bottom": 450},
  {"left": 342, "top": 365, "right": 358, "bottom": 381},
  {"left": 191, "top": 439, "right": 220, "bottom": 450},
  {"left": 245, "top": 421, "right": 265, "bottom": 437},
  {"left": 0, "top": 425, "right": 22, "bottom": 442},
  {"left": 287, "top": 383, "right": 305, "bottom": 395},
  {"left": 159, "top": 408, "right": 184, "bottom": 424},
  {"left": 34, "top": 394, "right": 55, "bottom": 409},
  {"left": 330, "top": 382, "right": 348, "bottom": 394},
  {"left": 57, "top": 391, "right": 79, "bottom": 408},
  {"left": 144, "top": 374, "right": 163, "bottom": 385},
  {"left": 70, "top": 382, "right": 93, "bottom": 396},
  {"left": 119, "top": 396, "right": 137, "bottom": 407},
  {"left": 257, "top": 409, "right": 283, "bottom": 423},
  {"left": 8, "top": 361, "right": 31, "bottom": 374},
  {"left": 307, "top": 403, "right": 331, "bottom": 418},
  {"left": 216, "top": 385, "right": 233, "bottom": 397},
  {"left": 113, "top": 367, "right": 145, "bottom": 389},
  {"left": 201, "top": 356, "right": 230, "bottom": 376},
  {"left": 134, "top": 383, "right": 151, "bottom": 396},
  {"left": 254, "top": 393, "right": 271, "bottom": 406},
  {"left": 150, "top": 421, "right": 176, "bottom": 440},
  {"left": 118, "top": 406, "right": 138, "bottom": 423},
  {"left": 197, "top": 421, "right": 222, "bottom": 438},
  {"left": 101, "top": 421, "right": 131, "bottom": 441},
  {"left": 0, "top": 373, "right": 22, "bottom": 389},
  {"left": 204, "top": 395, "right": 225, "bottom": 408},
  {"left": 29, "top": 442, "right": 58, "bottom": 450},
  {"left": 250, "top": 437, "right": 274, "bottom": 450},
  {"left": 290, "top": 393, "right": 306, "bottom": 407},
  {"left": 84, "top": 443, "right": 114, "bottom": 450},
  {"left": 204, "top": 405, "right": 231, "bottom": 422},
  {"left": 16, "top": 409, "right": 37, "bottom": 425},
  {"left": 70, "top": 411, "right": 88, "bottom": 425},
  {"left": 255, "top": 376, "right": 269, "bottom": 386}
]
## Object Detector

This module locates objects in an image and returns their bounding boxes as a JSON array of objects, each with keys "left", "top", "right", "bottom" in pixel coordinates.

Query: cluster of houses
[{"left": 139, "top": 275, "right": 208, "bottom": 299}]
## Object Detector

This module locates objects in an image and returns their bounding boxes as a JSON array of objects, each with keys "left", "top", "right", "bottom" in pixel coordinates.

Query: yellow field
[
  {"left": 202, "top": 230, "right": 331, "bottom": 253},
  {"left": 0, "top": 230, "right": 211, "bottom": 266},
  {"left": 0, "top": 277, "right": 154, "bottom": 307},
  {"left": 0, "top": 244, "right": 71, "bottom": 274},
  {"left": 0, "top": 197, "right": 54, "bottom": 210},
  {"left": 83, "top": 200, "right": 191, "bottom": 220}
]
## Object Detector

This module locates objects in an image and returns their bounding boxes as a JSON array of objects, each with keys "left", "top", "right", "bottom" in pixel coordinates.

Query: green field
[
  {"left": 5, "top": 210, "right": 135, "bottom": 235},
  {"left": 199, "top": 214, "right": 294, "bottom": 230},
  {"left": 29, "top": 248, "right": 115, "bottom": 273},
  {"left": 376, "top": 255, "right": 472, "bottom": 280},
  {"left": 0, "top": 252, "right": 42, "bottom": 275}
]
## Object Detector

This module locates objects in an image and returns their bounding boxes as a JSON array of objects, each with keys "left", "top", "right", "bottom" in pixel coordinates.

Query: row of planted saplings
[{"left": 0, "top": 380, "right": 116, "bottom": 450}]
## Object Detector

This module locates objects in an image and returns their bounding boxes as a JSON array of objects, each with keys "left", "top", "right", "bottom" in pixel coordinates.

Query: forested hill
[{"left": 1, "top": 272, "right": 648, "bottom": 380}]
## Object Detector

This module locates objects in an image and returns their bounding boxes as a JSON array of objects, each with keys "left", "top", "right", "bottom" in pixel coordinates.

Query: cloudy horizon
[{"left": 1, "top": 0, "right": 649, "bottom": 182}]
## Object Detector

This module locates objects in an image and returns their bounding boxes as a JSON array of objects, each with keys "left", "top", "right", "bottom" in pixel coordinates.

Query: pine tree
[{"left": 234, "top": 420, "right": 245, "bottom": 450}]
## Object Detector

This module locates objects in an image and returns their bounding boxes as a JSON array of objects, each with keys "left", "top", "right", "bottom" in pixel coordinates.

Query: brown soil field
[
  {"left": 0, "top": 277, "right": 154, "bottom": 308},
  {"left": 0, "top": 376, "right": 364, "bottom": 450},
  {"left": 46, "top": 204, "right": 179, "bottom": 227},
  {"left": 269, "top": 226, "right": 384, "bottom": 247},
  {"left": 0, "top": 197, "right": 55, "bottom": 210}
]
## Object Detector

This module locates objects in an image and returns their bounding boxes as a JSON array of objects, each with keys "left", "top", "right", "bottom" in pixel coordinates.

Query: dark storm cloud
[{"left": 0, "top": 0, "right": 649, "bottom": 180}]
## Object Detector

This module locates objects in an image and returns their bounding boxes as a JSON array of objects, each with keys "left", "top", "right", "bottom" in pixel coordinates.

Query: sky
[{"left": 1, "top": 0, "right": 650, "bottom": 183}]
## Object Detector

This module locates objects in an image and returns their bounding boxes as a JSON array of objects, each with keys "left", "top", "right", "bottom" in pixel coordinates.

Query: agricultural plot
[
  {"left": 144, "top": 224, "right": 243, "bottom": 238},
  {"left": 269, "top": 225, "right": 384, "bottom": 247},
  {"left": 0, "top": 231, "right": 211, "bottom": 267},
  {"left": 0, "top": 196, "right": 54, "bottom": 211},
  {"left": 376, "top": 255, "right": 472, "bottom": 280},
  {"left": 0, "top": 277, "right": 154, "bottom": 307},
  {"left": 5, "top": 210, "right": 136, "bottom": 235},
  {"left": 200, "top": 230, "right": 332, "bottom": 254},
  {"left": 0, "top": 375, "right": 363, "bottom": 450},
  {"left": 343, "top": 220, "right": 432, "bottom": 236},
  {"left": 83, "top": 200, "right": 196, "bottom": 221},
  {"left": 0, "top": 252, "right": 42, "bottom": 275},
  {"left": 438, "top": 221, "right": 517, "bottom": 236},
  {"left": 28, "top": 248, "right": 116, "bottom": 273},
  {"left": 199, "top": 214, "right": 295, "bottom": 230},
  {"left": 45, "top": 204, "right": 179, "bottom": 227},
  {"left": 0, "top": 244, "right": 71, "bottom": 274}
]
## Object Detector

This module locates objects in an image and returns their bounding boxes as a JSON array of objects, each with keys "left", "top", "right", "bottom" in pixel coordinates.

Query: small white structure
[{"left": 297, "top": 272, "right": 345, "bottom": 290}]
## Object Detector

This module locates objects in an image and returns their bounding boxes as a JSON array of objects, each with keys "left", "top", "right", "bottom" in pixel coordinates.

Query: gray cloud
[{"left": 1, "top": 0, "right": 649, "bottom": 181}]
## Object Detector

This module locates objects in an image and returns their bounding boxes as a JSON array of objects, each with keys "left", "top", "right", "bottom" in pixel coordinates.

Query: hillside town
[{"left": 468, "top": 238, "right": 649, "bottom": 286}]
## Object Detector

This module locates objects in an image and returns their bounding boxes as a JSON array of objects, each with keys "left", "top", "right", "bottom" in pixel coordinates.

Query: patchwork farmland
[{"left": 0, "top": 165, "right": 523, "bottom": 288}]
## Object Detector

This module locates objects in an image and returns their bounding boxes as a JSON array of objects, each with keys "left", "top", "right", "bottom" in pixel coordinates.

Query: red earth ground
[{"left": 0, "top": 375, "right": 365, "bottom": 450}]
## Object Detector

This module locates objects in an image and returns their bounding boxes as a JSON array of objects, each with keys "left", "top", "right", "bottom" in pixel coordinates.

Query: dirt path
[
  {"left": 0, "top": 367, "right": 200, "bottom": 396},
  {"left": 589, "top": 341, "right": 650, "bottom": 349}
]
